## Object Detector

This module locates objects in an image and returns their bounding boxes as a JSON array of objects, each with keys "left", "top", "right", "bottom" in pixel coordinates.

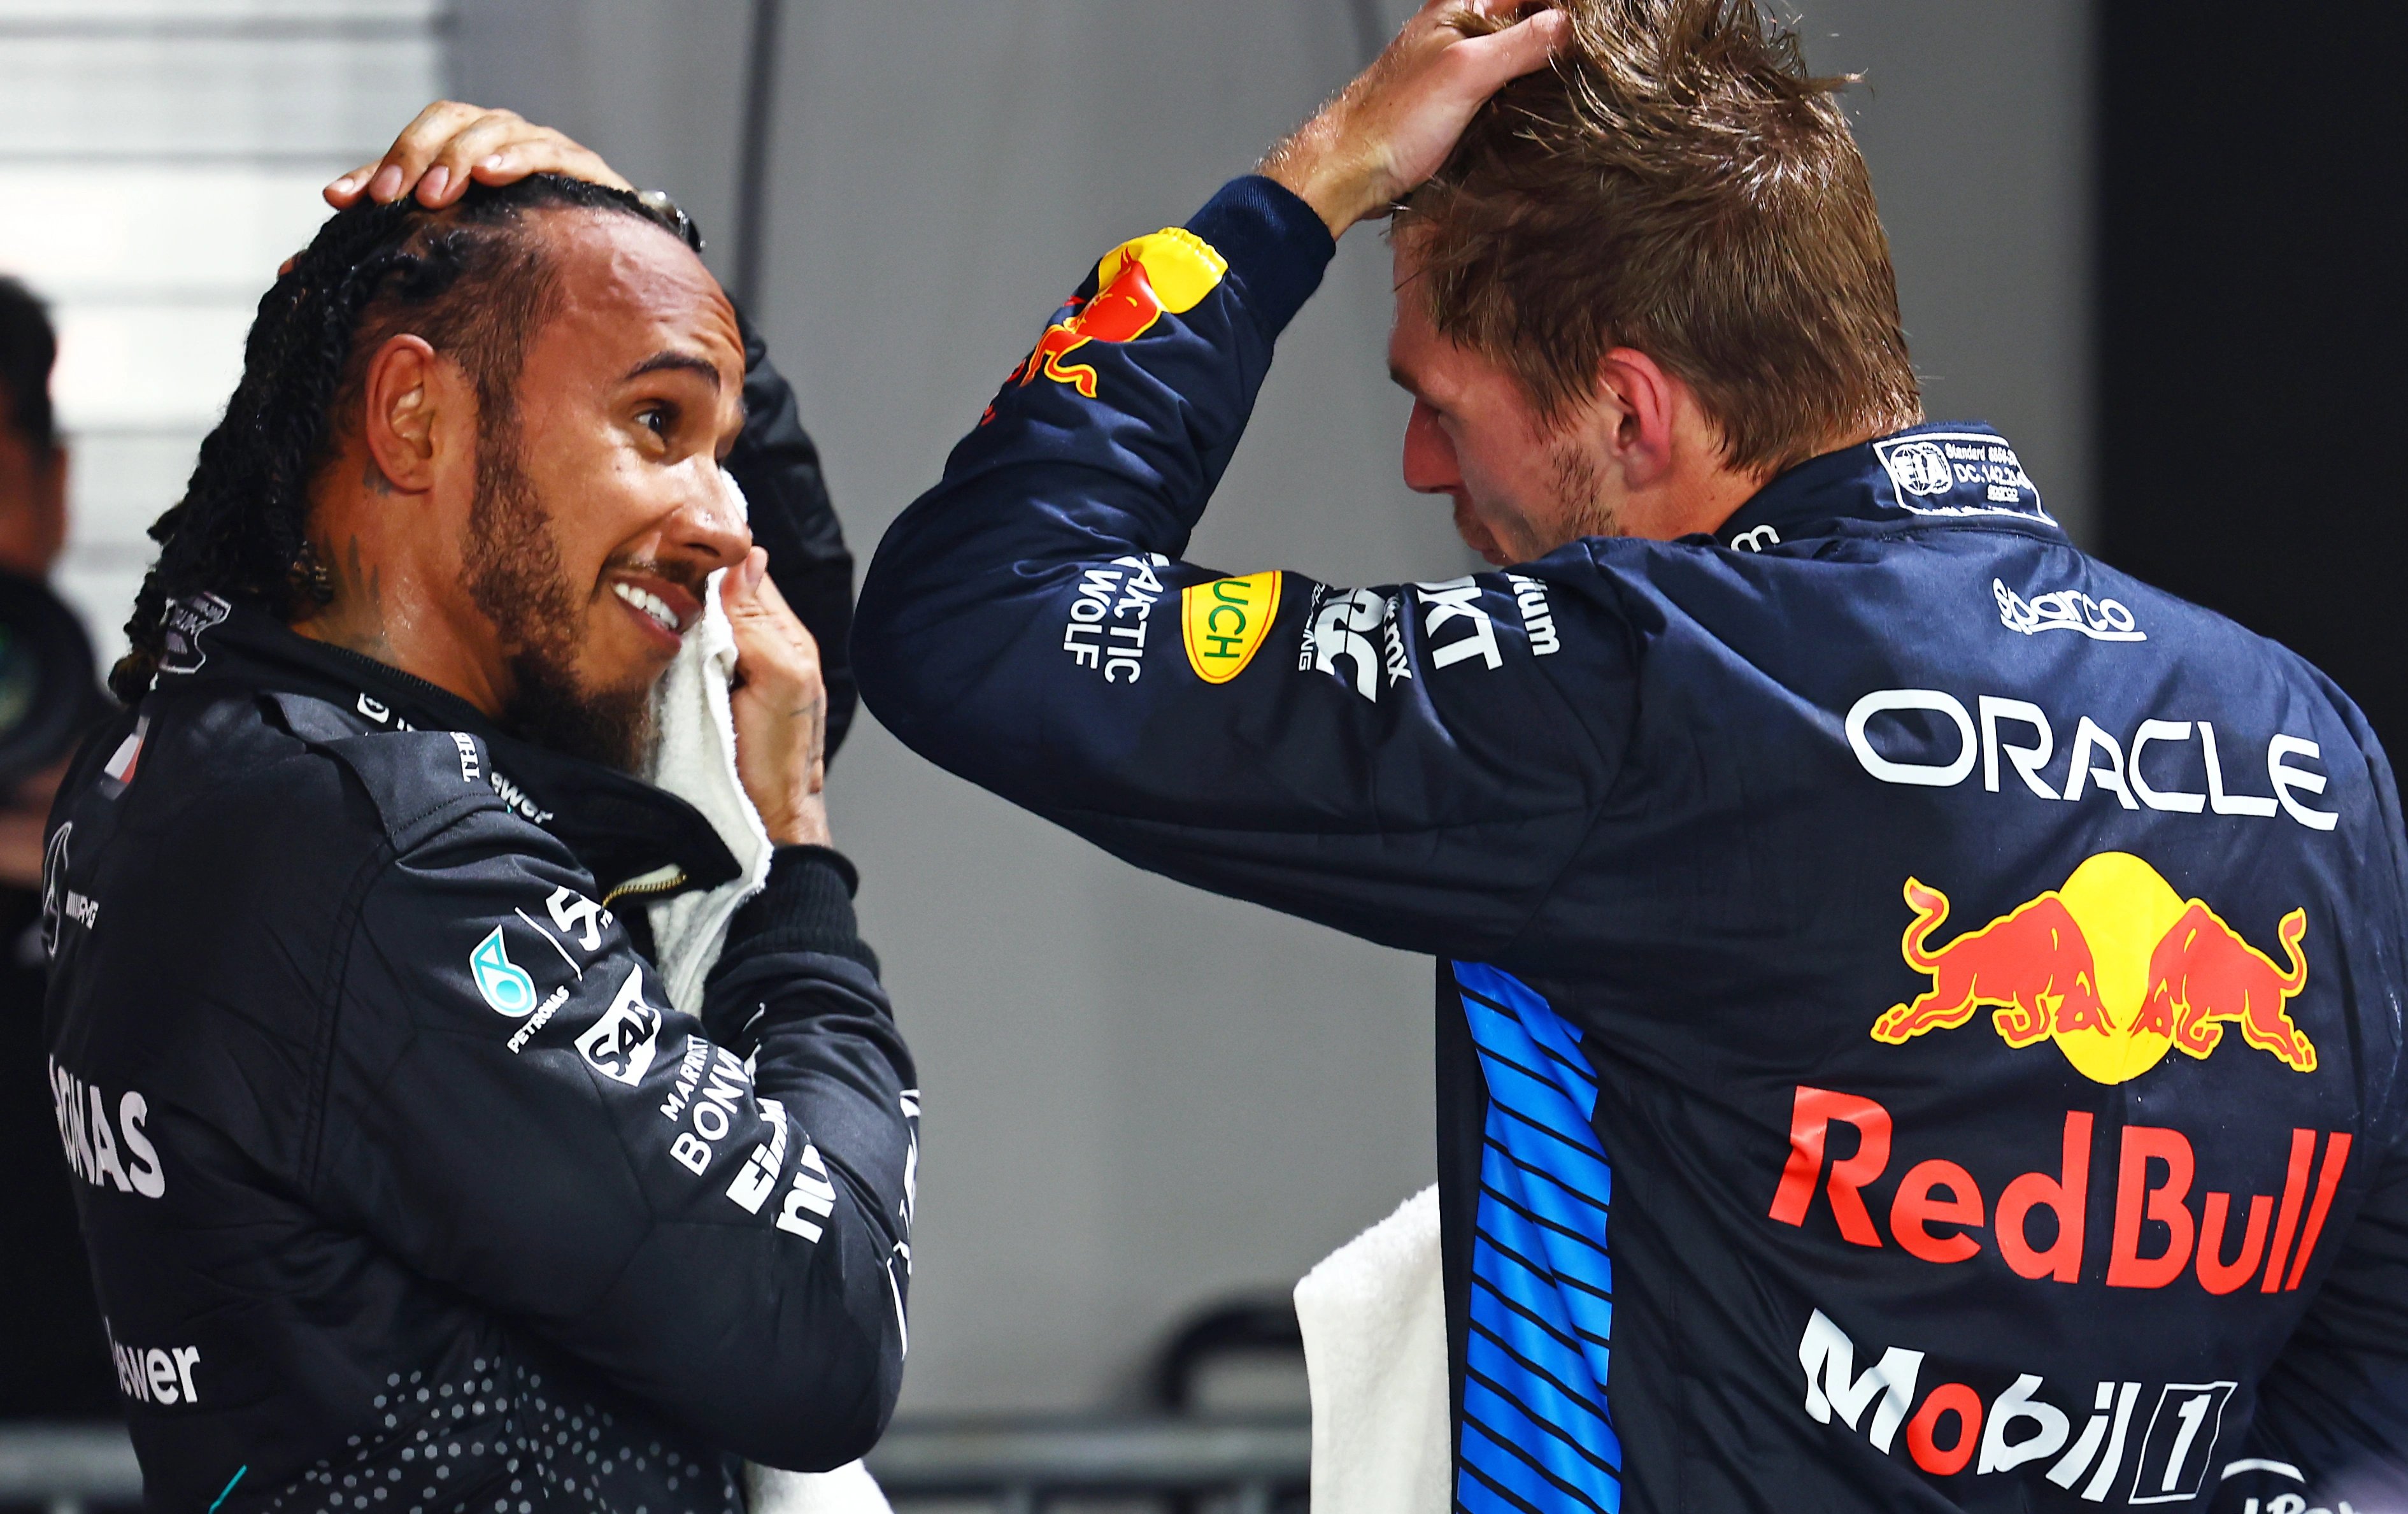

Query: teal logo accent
[{"left": 471, "top": 926, "right": 537, "bottom": 1017}]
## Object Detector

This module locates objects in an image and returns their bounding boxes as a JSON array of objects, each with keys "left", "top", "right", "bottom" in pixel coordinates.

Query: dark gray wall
[{"left": 448, "top": 0, "right": 2091, "bottom": 1413}]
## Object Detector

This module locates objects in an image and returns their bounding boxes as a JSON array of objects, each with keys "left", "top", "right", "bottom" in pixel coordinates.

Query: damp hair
[
  {"left": 0, "top": 275, "right": 59, "bottom": 455},
  {"left": 1395, "top": 0, "right": 1923, "bottom": 478},
  {"left": 110, "top": 174, "right": 688, "bottom": 704}
]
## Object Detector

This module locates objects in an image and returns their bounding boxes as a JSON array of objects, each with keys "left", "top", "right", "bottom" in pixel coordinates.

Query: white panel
[
  {"left": 0, "top": 1, "right": 440, "bottom": 19},
  {"left": 0, "top": 37, "right": 441, "bottom": 157},
  {"left": 0, "top": 168, "right": 342, "bottom": 298},
  {"left": 50, "top": 304, "right": 250, "bottom": 431}
]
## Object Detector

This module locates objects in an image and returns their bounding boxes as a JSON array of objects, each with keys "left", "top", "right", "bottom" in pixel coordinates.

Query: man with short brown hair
[{"left": 855, "top": 1, "right": 2408, "bottom": 1508}]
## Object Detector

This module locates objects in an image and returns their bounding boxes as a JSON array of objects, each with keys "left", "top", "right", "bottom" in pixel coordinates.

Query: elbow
[
  {"left": 735, "top": 1347, "right": 903, "bottom": 1473},
  {"left": 726, "top": 1245, "right": 909, "bottom": 1471}
]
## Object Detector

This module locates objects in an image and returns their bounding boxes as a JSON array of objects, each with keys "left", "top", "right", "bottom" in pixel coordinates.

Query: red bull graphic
[
  {"left": 1870, "top": 853, "right": 2314, "bottom": 1082},
  {"left": 1876, "top": 883, "right": 2107, "bottom": 1048},
  {"left": 2137, "top": 901, "right": 2312, "bottom": 1070},
  {"left": 1013, "top": 229, "right": 1228, "bottom": 400}
]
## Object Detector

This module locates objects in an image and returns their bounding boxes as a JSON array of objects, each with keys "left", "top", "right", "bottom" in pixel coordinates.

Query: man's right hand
[
  {"left": 324, "top": 101, "right": 632, "bottom": 211},
  {"left": 723, "top": 547, "right": 833, "bottom": 848},
  {"left": 1260, "top": 0, "right": 1568, "bottom": 239}
]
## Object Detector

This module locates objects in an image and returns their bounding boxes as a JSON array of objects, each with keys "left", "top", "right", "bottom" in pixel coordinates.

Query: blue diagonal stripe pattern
[{"left": 1453, "top": 961, "right": 1621, "bottom": 1514}]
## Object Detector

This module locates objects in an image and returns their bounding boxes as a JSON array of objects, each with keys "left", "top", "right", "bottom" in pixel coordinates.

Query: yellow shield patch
[{"left": 1181, "top": 572, "right": 1283, "bottom": 684}]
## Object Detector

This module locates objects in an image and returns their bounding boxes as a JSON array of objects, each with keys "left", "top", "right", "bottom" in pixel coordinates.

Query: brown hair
[{"left": 1397, "top": 0, "right": 1921, "bottom": 477}]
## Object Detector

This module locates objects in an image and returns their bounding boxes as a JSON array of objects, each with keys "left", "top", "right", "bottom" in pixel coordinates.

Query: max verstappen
[
  {"left": 42, "top": 110, "right": 915, "bottom": 1514},
  {"left": 853, "top": 1, "right": 2408, "bottom": 1510}
]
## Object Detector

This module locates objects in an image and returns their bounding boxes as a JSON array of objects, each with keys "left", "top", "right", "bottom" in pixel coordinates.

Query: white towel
[
  {"left": 640, "top": 476, "right": 892, "bottom": 1514},
  {"left": 645, "top": 557, "right": 774, "bottom": 1017},
  {"left": 1293, "top": 1185, "right": 1451, "bottom": 1514}
]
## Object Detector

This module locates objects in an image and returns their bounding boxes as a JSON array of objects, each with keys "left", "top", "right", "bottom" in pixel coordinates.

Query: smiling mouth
[{"left": 611, "top": 580, "right": 686, "bottom": 636}]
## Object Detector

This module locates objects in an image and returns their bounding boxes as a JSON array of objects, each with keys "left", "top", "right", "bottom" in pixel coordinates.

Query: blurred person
[
  {"left": 0, "top": 274, "right": 118, "bottom": 1420},
  {"left": 43, "top": 109, "right": 915, "bottom": 1514},
  {"left": 853, "top": 1, "right": 2408, "bottom": 1509}
]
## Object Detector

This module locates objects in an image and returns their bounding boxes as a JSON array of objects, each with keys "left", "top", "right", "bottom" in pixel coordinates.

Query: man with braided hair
[
  {"left": 44, "top": 108, "right": 914, "bottom": 1513},
  {"left": 854, "top": 0, "right": 2408, "bottom": 1508}
]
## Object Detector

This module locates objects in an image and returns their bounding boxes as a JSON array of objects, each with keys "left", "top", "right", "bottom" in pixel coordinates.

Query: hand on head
[
  {"left": 326, "top": 101, "right": 632, "bottom": 210},
  {"left": 278, "top": 103, "right": 632, "bottom": 276},
  {"left": 1261, "top": 0, "right": 1569, "bottom": 238}
]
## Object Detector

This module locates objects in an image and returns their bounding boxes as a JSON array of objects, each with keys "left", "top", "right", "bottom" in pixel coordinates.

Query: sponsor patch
[
  {"left": 1795, "top": 1308, "right": 2237, "bottom": 1499},
  {"left": 1872, "top": 432, "right": 2051, "bottom": 522},
  {"left": 1844, "top": 689, "right": 2339, "bottom": 831},
  {"left": 1994, "top": 578, "right": 2145, "bottom": 642},
  {"left": 157, "top": 594, "right": 231, "bottom": 676},
  {"left": 469, "top": 926, "right": 538, "bottom": 1017},
  {"left": 1181, "top": 571, "right": 1281, "bottom": 684},
  {"left": 576, "top": 966, "right": 664, "bottom": 1087}
]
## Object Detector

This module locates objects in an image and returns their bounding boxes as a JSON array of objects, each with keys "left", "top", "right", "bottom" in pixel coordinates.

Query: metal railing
[{"left": 0, "top": 1418, "right": 1311, "bottom": 1514}]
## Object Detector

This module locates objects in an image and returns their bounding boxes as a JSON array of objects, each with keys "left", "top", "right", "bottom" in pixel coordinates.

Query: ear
[
  {"left": 359, "top": 334, "right": 448, "bottom": 494},
  {"left": 1593, "top": 347, "right": 1683, "bottom": 488}
]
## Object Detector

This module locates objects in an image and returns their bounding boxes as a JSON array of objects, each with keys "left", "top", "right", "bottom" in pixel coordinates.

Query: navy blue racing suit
[{"left": 853, "top": 176, "right": 2408, "bottom": 1511}]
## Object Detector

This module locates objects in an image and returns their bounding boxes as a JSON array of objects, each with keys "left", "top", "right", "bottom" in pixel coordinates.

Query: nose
[
  {"left": 1401, "top": 399, "right": 1459, "bottom": 496},
  {"left": 662, "top": 466, "right": 753, "bottom": 575}
]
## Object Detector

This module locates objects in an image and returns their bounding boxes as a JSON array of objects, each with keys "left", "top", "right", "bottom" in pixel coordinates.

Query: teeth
[{"left": 613, "top": 581, "right": 681, "bottom": 632}]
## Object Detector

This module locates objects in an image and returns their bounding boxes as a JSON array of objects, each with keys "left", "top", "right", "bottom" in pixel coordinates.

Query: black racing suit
[
  {"left": 44, "top": 599, "right": 915, "bottom": 1514},
  {"left": 44, "top": 575, "right": 909, "bottom": 1510}
]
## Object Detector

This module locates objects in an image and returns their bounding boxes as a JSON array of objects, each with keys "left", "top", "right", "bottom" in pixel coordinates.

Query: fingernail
[
  {"left": 745, "top": 550, "right": 767, "bottom": 590},
  {"left": 369, "top": 164, "right": 404, "bottom": 203},
  {"left": 331, "top": 173, "right": 359, "bottom": 195},
  {"left": 420, "top": 166, "right": 450, "bottom": 202},
  {"left": 480, "top": 154, "right": 506, "bottom": 171}
]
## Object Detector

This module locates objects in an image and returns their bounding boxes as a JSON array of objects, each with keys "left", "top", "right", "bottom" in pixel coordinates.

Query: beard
[
  {"left": 461, "top": 428, "right": 658, "bottom": 775},
  {"left": 1547, "top": 438, "right": 1621, "bottom": 544}
]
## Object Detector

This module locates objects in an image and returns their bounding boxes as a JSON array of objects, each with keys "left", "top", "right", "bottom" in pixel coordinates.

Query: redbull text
[{"left": 1769, "top": 1085, "right": 2353, "bottom": 1294}]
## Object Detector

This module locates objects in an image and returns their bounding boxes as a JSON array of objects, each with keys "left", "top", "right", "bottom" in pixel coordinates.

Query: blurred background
[{"left": 0, "top": 0, "right": 2394, "bottom": 1508}]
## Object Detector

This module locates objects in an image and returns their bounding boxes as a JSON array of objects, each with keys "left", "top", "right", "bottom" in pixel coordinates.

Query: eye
[{"left": 637, "top": 403, "right": 676, "bottom": 439}]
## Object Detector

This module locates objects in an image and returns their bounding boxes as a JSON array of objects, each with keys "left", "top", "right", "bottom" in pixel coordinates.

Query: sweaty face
[
  {"left": 475, "top": 212, "right": 749, "bottom": 770},
  {"left": 1388, "top": 239, "right": 1618, "bottom": 568}
]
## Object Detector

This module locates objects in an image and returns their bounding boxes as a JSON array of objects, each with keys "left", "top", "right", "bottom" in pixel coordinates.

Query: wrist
[
  {"left": 1260, "top": 122, "right": 1374, "bottom": 239},
  {"left": 763, "top": 794, "right": 831, "bottom": 848}
]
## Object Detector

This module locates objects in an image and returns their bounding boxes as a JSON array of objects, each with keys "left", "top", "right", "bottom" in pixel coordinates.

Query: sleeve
[
  {"left": 2211, "top": 1135, "right": 2408, "bottom": 1510},
  {"left": 318, "top": 823, "right": 915, "bottom": 1472},
  {"left": 851, "top": 177, "right": 1633, "bottom": 961},
  {"left": 730, "top": 313, "right": 859, "bottom": 762}
]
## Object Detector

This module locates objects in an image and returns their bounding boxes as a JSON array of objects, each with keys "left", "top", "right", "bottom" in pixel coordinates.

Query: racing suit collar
[
  {"left": 155, "top": 596, "right": 741, "bottom": 901},
  {"left": 1707, "top": 422, "right": 2065, "bottom": 554}
]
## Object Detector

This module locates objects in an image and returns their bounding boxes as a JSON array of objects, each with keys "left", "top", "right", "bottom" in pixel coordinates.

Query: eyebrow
[{"left": 622, "top": 350, "right": 723, "bottom": 390}]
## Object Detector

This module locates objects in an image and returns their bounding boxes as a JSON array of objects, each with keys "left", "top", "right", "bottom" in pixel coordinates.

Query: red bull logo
[
  {"left": 1013, "top": 228, "right": 1228, "bottom": 399},
  {"left": 1871, "top": 852, "right": 2314, "bottom": 1082}
]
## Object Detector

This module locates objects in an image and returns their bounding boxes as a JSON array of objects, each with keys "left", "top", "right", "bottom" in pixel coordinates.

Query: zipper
[{"left": 602, "top": 864, "right": 687, "bottom": 907}]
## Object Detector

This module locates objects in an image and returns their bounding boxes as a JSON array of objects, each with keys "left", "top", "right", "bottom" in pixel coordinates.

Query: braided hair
[{"left": 110, "top": 173, "right": 688, "bottom": 704}]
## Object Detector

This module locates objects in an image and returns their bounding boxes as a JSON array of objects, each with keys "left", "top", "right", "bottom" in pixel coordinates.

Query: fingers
[
  {"left": 321, "top": 101, "right": 636, "bottom": 212},
  {"left": 722, "top": 548, "right": 824, "bottom": 672},
  {"left": 324, "top": 99, "right": 483, "bottom": 208},
  {"left": 1453, "top": 4, "right": 1570, "bottom": 84}
]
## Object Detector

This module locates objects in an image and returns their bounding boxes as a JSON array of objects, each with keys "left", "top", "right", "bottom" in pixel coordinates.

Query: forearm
[{"left": 730, "top": 316, "right": 859, "bottom": 759}]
